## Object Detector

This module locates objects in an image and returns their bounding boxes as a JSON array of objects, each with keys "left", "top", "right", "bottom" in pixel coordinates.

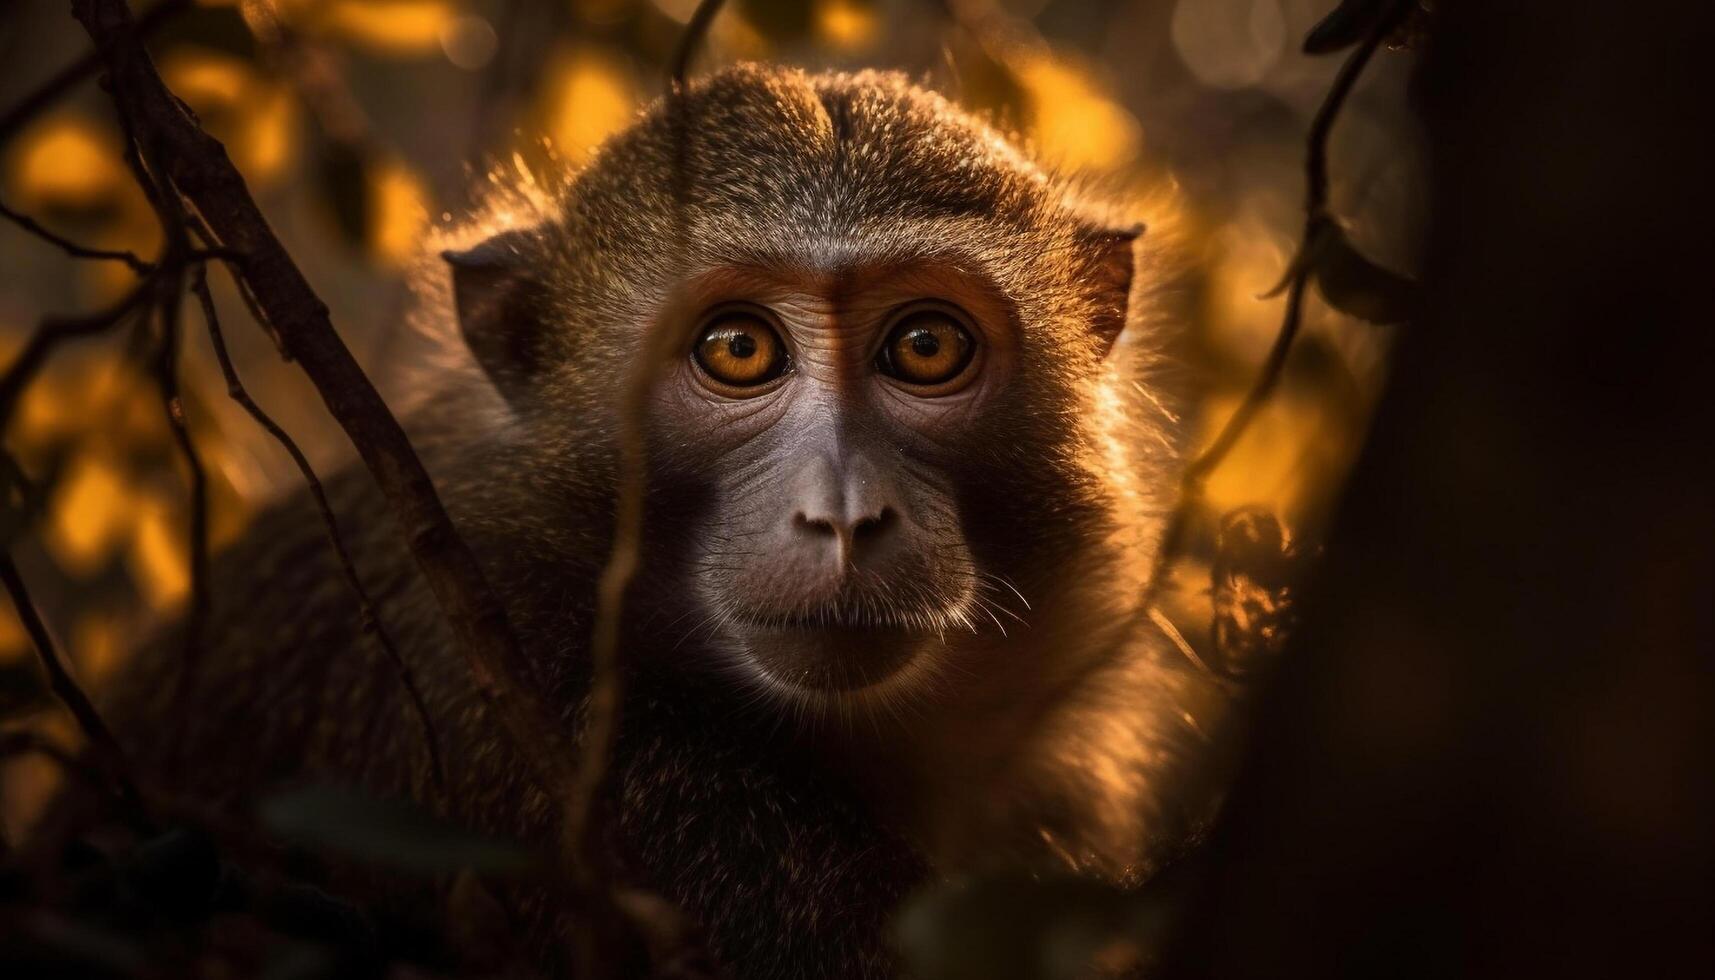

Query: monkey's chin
[{"left": 736, "top": 624, "right": 930, "bottom": 696}]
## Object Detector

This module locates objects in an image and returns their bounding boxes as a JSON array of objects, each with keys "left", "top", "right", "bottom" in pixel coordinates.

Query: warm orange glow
[
  {"left": 8, "top": 115, "right": 125, "bottom": 207},
  {"left": 131, "top": 499, "right": 190, "bottom": 610},
  {"left": 240, "top": 88, "right": 299, "bottom": 183},
  {"left": 312, "top": 0, "right": 457, "bottom": 56},
  {"left": 1016, "top": 55, "right": 1142, "bottom": 173},
  {"left": 370, "top": 157, "right": 431, "bottom": 265},
  {"left": 159, "top": 48, "right": 297, "bottom": 186},
  {"left": 546, "top": 48, "right": 639, "bottom": 163},
  {"left": 159, "top": 49, "right": 250, "bottom": 103},
  {"left": 46, "top": 458, "right": 133, "bottom": 577},
  {"left": 818, "top": 0, "right": 879, "bottom": 50}
]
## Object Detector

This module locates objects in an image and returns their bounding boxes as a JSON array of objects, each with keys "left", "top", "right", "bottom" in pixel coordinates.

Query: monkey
[{"left": 86, "top": 64, "right": 1216, "bottom": 977}]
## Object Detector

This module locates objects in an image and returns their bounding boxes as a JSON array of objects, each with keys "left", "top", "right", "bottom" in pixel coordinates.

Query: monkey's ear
[
  {"left": 442, "top": 229, "right": 546, "bottom": 399},
  {"left": 1081, "top": 222, "right": 1144, "bottom": 357}
]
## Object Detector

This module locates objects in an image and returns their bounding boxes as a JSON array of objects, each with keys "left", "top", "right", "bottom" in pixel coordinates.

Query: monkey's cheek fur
[{"left": 737, "top": 625, "right": 929, "bottom": 694}]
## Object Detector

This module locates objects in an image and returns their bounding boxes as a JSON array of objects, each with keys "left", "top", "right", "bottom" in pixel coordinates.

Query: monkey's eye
[
  {"left": 693, "top": 312, "right": 787, "bottom": 390},
  {"left": 877, "top": 308, "right": 976, "bottom": 388}
]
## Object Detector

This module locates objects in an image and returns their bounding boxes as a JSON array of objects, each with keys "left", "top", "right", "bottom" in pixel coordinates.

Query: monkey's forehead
[{"left": 565, "top": 65, "right": 1068, "bottom": 242}]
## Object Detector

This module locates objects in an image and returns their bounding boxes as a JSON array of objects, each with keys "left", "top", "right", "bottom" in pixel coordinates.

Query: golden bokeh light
[
  {"left": 817, "top": 0, "right": 879, "bottom": 51},
  {"left": 130, "top": 499, "right": 191, "bottom": 611},
  {"left": 1016, "top": 53, "right": 1143, "bottom": 173},
  {"left": 310, "top": 0, "right": 459, "bottom": 57},
  {"left": 159, "top": 47, "right": 299, "bottom": 187},
  {"left": 370, "top": 156, "right": 431, "bottom": 266},
  {"left": 46, "top": 457, "right": 133, "bottom": 578},
  {"left": 1170, "top": 0, "right": 1286, "bottom": 90},
  {"left": 546, "top": 47, "right": 639, "bottom": 164},
  {"left": 6, "top": 114, "right": 127, "bottom": 210}
]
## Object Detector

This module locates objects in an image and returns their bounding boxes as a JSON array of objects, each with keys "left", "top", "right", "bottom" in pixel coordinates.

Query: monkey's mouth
[{"left": 730, "top": 615, "right": 937, "bottom": 693}]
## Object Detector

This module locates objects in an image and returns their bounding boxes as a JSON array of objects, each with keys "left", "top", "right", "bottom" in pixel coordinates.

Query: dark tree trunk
[{"left": 1167, "top": 2, "right": 1715, "bottom": 976}]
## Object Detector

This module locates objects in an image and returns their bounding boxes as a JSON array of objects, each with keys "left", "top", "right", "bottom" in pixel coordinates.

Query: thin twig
[
  {"left": 0, "top": 274, "right": 156, "bottom": 426},
  {"left": 147, "top": 272, "right": 213, "bottom": 763},
  {"left": 0, "top": 554, "right": 150, "bottom": 826},
  {"left": 670, "top": 0, "right": 729, "bottom": 86},
  {"left": 0, "top": 199, "right": 151, "bottom": 273},
  {"left": 189, "top": 261, "right": 445, "bottom": 791},
  {"left": 565, "top": 4, "right": 727, "bottom": 971},
  {"left": 1140, "top": 0, "right": 1411, "bottom": 615},
  {"left": 106, "top": 59, "right": 221, "bottom": 763}
]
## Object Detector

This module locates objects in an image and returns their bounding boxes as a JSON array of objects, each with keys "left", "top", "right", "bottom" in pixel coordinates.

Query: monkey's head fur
[{"left": 428, "top": 65, "right": 1185, "bottom": 735}]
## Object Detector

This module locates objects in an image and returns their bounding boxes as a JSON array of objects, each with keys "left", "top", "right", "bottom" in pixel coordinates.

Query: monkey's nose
[{"left": 792, "top": 505, "right": 899, "bottom": 568}]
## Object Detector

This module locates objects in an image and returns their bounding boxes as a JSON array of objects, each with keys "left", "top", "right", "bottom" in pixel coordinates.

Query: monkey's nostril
[
  {"left": 852, "top": 506, "right": 897, "bottom": 542},
  {"left": 794, "top": 512, "right": 837, "bottom": 537}
]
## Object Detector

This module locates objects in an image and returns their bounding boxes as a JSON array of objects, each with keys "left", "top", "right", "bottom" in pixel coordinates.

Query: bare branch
[
  {"left": 0, "top": 552, "right": 150, "bottom": 827},
  {"left": 670, "top": 0, "right": 730, "bottom": 87},
  {"left": 0, "top": 274, "right": 156, "bottom": 425},
  {"left": 564, "top": 5, "right": 730, "bottom": 971},
  {"left": 189, "top": 261, "right": 445, "bottom": 791},
  {"left": 69, "top": 0, "right": 579, "bottom": 874},
  {"left": 0, "top": 199, "right": 151, "bottom": 273},
  {"left": 1142, "top": 0, "right": 1411, "bottom": 613},
  {"left": 146, "top": 273, "right": 214, "bottom": 765}
]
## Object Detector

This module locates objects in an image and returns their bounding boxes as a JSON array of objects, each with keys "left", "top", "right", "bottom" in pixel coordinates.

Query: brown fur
[{"left": 94, "top": 65, "right": 1214, "bottom": 977}]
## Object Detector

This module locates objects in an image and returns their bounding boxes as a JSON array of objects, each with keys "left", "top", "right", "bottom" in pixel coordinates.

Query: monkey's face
[
  {"left": 442, "top": 66, "right": 1169, "bottom": 716},
  {"left": 642, "top": 260, "right": 1032, "bottom": 702}
]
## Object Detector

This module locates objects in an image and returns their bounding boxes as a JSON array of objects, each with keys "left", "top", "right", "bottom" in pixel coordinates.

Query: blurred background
[{"left": 0, "top": 0, "right": 1421, "bottom": 835}]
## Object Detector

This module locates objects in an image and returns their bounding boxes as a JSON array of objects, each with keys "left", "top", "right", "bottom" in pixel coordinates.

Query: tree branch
[
  {"left": 0, "top": 553, "right": 150, "bottom": 827},
  {"left": 0, "top": 199, "right": 151, "bottom": 273},
  {"left": 69, "top": 0, "right": 577, "bottom": 865},
  {"left": 1141, "top": 0, "right": 1412, "bottom": 614},
  {"left": 0, "top": 274, "right": 157, "bottom": 424},
  {"left": 188, "top": 260, "right": 445, "bottom": 791}
]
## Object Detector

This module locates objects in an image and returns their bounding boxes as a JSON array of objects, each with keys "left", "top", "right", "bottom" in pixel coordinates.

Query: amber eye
[
  {"left": 877, "top": 308, "right": 976, "bottom": 387},
  {"left": 693, "top": 312, "right": 787, "bottom": 390}
]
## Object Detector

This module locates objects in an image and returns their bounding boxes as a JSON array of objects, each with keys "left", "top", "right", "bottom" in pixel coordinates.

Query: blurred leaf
[
  {"left": 1262, "top": 220, "right": 1416, "bottom": 324},
  {"left": 316, "top": 141, "right": 371, "bottom": 249},
  {"left": 259, "top": 785, "right": 534, "bottom": 876},
  {"left": 310, "top": 0, "right": 458, "bottom": 58},
  {"left": 159, "top": 48, "right": 298, "bottom": 187},
  {"left": 1303, "top": 0, "right": 1396, "bottom": 54},
  {"left": 896, "top": 874, "right": 1173, "bottom": 980},
  {"left": 739, "top": 0, "right": 815, "bottom": 43},
  {"left": 0, "top": 656, "right": 51, "bottom": 721},
  {"left": 158, "top": 2, "right": 259, "bottom": 61},
  {"left": 7, "top": 115, "right": 128, "bottom": 220},
  {"left": 1311, "top": 222, "right": 1417, "bottom": 324},
  {"left": 129, "top": 500, "right": 188, "bottom": 611},
  {"left": 368, "top": 157, "right": 430, "bottom": 267},
  {"left": 545, "top": 47, "right": 640, "bottom": 163},
  {"left": 45, "top": 456, "right": 132, "bottom": 577},
  {"left": 1017, "top": 54, "right": 1141, "bottom": 172}
]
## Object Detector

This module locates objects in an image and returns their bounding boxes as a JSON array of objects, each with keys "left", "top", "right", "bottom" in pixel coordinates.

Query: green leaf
[{"left": 259, "top": 785, "right": 534, "bottom": 876}]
